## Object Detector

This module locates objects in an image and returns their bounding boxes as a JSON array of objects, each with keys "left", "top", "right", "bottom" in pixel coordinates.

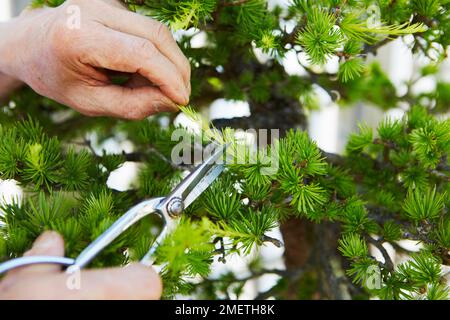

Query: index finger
[
  {"left": 82, "top": 26, "right": 189, "bottom": 105},
  {"left": 98, "top": 4, "right": 191, "bottom": 85}
]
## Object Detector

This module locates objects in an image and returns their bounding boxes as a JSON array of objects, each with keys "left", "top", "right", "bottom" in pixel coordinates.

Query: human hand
[
  {"left": 0, "top": 0, "right": 190, "bottom": 119},
  {"left": 0, "top": 231, "right": 162, "bottom": 300}
]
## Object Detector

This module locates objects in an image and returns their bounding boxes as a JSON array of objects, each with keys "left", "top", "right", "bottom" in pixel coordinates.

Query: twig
[
  {"left": 261, "top": 235, "right": 283, "bottom": 248},
  {"left": 430, "top": 170, "right": 450, "bottom": 182},
  {"left": 74, "top": 139, "right": 191, "bottom": 171},
  {"left": 253, "top": 267, "right": 307, "bottom": 300},
  {"left": 147, "top": 146, "right": 191, "bottom": 171},
  {"left": 83, "top": 138, "right": 98, "bottom": 156},
  {"left": 321, "top": 149, "right": 345, "bottom": 166},
  {"left": 362, "top": 37, "right": 396, "bottom": 55},
  {"left": 365, "top": 235, "right": 395, "bottom": 272},
  {"left": 222, "top": 0, "right": 249, "bottom": 6}
]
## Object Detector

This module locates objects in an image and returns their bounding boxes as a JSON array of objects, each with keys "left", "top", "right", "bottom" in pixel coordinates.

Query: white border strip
[{"left": 0, "top": 0, "right": 12, "bottom": 22}]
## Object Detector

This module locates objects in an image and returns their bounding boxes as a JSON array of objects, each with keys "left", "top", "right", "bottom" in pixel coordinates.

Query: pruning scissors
[{"left": 0, "top": 143, "right": 227, "bottom": 274}]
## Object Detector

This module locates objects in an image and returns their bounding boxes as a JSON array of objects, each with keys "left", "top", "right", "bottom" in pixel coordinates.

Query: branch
[
  {"left": 253, "top": 267, "right": 307, "bottom": 300},
  {"left": 206, "top": 267, "right": 302, "bottom": 284},
  {"left": 147, "top": 146, "right": 189, "bottom": 171},
  {"left": 321, "top": 149, "right": 346, "bottom": 166},
  {"left": 365, "top": 235, "right": 395, "bottom": 272},
  {"left": 281, "top": 25, "right": 303, "bottom": 46},
  {"left": 261, "top": 235, "right": 283, "bottom": 248},
  {"left": 362, "top": 37, "right": 396, "bottom": 55},
  {"left": 222, "top": 0, "right": 249, "bottom": 7}
]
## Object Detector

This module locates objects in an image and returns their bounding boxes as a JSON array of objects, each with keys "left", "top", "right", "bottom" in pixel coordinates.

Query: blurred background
[{"left": 1, "top": 0, "right": 449, "bottom": 299}]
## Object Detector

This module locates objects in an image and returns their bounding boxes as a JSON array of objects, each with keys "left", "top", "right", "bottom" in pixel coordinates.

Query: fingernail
[
  {"left": 160, "top": 101, "right": 179, "bottom": 113},
  {"left": 178, "top": 91, "right": 188, "bottom": 106}
]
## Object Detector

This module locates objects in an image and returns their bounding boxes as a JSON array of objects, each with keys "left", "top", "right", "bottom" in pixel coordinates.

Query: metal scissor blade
[
  {"left": 140, "top": 164, "right": 225, "bottom": 266},
  {"left": 155, "top": 143, "right": 227, "bottom": 213},
  {"left": 183, "top": 164, "right": 225, "bottom": 208}
]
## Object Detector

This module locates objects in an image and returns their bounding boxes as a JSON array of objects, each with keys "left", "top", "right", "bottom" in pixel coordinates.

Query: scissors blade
[
  {"left": 183, "top": 164, "right": 225, "bottom": 208},
  {"left": 156, "top": 143, "right": 227, "bottom": 214},
  {"left": 72, "top": 197, "right": 164, "bottom": 269}
]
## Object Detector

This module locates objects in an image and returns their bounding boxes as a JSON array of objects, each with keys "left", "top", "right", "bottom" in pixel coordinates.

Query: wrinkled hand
[
  {"left": 0, "top": 0, "right": 190, "bottom": 119},
  {"left": 0, "top": 231, "right": 162, "bottom": 300}
]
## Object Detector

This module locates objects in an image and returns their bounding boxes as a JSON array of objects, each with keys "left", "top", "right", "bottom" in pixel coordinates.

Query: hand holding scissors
[{"left": 0, "top": 144, "right": 227, "bottom": 275}]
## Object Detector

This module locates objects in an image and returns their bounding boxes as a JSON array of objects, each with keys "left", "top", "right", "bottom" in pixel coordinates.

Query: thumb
[
  {"left": 67, "top": 263, "right": 163, "bottom": 300},
  {"left": 20, "top": 231, "right": 65, "bottom": 274}
]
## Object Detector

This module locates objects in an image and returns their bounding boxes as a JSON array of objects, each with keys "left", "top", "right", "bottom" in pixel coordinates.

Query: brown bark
[
  {"left": 281, "top": 218, "right": 315, "bottom": 269},
  {"left": 279, "top": 218, "right": 315, "bottom": 299}
]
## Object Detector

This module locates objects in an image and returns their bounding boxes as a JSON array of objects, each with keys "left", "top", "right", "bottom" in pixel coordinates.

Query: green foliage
[
  {"left": 81, "top": 190, "right": 115, "bottom": 237},
  {"left": 411, "top": 0, "right": 441, "bottom": 16},
  {"left": 288, "top": 182, "right": 328, "bottom": 216},
  {"left": 345, "top": 257, "right": 379, "bottom": 287},
  {"left": 382, "top": 221, "right": 402, "bottom": 241},
  {"left": 409, "top": 119, "right": 450, "bottom": 168},
  {"left": 205, "top": 205, "right": 279, "bottom": 255},
  {"left": 59, "top": 149, "right": 93, "bottom": 191},
  {"left": 280, "top": 130, "right": 328, "bottom": 177},
  {"left": 31, "top": 0, "right": 65, "bottom": 8},
  {"left": 339, "top": 11, "right": 426, "bottom": 43},
  {"left": 346, "top": 124, "right": 373, "bottom": 152},
  {"left": 403, "top": 187, "right": 445, "bottom": 222},
  {"left": 377, "top": 118, "right": 403, "bottom": 141},
  {"left": 142, "top": 0, "right": 218, "bottom": 30},
  {"left": 1, "top": 0, "right": 449, "bottom": 300},
  {"left": 342, "top": 62, "right": 399, "bottom": 109},
  {"left": 338, "top": 234, "right": 369, "bottom": 260},
  {"left": 340, "top": 197, "right": 377, "bottom": 234},
  {"left": 202, "top": 174, "right": 241, "bottom": 221},
  {"left": 26, "top": 191, "right": 73, "bottom": 230},
  {"left": 156, "top": 219, "right": 214, "bottom": 285},
  {"left": 382, "top": 251, "right": 448, "bottom": 300},
  {"left": 399, "top": 252, "right": 442, "bottom": 286},
  {"left": 0, "top": 126, "right": 27, "bottom": 179},
  {"left": 23, "top": 139, "right": 61, "bottom": 189},
  {"left": 434, "top": 218, "right": 450, "bottom": 248},
  {"left": 296, "top": 7, "right": 341, "bottom": 65},
  {"left": 339, "top": 58, "right": 365, "bottom": 83},
  {"left": 277, "top": 130, "right": 329, "bottom": 217}
]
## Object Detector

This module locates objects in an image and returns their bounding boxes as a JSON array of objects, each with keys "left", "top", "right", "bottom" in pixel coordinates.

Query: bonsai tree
[{"left": 0, "top": 0, "right": 449, "bottom": 299}]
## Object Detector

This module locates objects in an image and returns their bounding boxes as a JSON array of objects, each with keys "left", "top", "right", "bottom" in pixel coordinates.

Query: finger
[
  {"left": 55, "top": 263, "right": 163, "bottom": 300},
  {"left": 97, "top": 2, "right": 191, "bottom": 85},
  {"left": 83, "top": 26, "right": 189, "bottom": 105},
  {"left": 78, "top": 84, "right": 178, "bottom": 119},
  {"left": 98, "top": 0, "right": 127, "bottom": 9},
  {"left": 20, "top": 231, "right": 65, "bottom": 274}
]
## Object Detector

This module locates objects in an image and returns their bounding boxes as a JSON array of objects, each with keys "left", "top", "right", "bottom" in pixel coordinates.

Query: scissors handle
[
  {"left": 0, "top": 144, "right": 227, "bottom": 275},
  {"left": 0, "top": 197, "right": 166, "bottom": 275},
  {"left": 0, "top": 256, "right": 75, "bottom": 274}
]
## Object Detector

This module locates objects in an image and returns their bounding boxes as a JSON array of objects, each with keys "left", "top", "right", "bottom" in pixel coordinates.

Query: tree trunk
[{"left": 279, "top": 218, "right": 315, "bottom": 299}]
